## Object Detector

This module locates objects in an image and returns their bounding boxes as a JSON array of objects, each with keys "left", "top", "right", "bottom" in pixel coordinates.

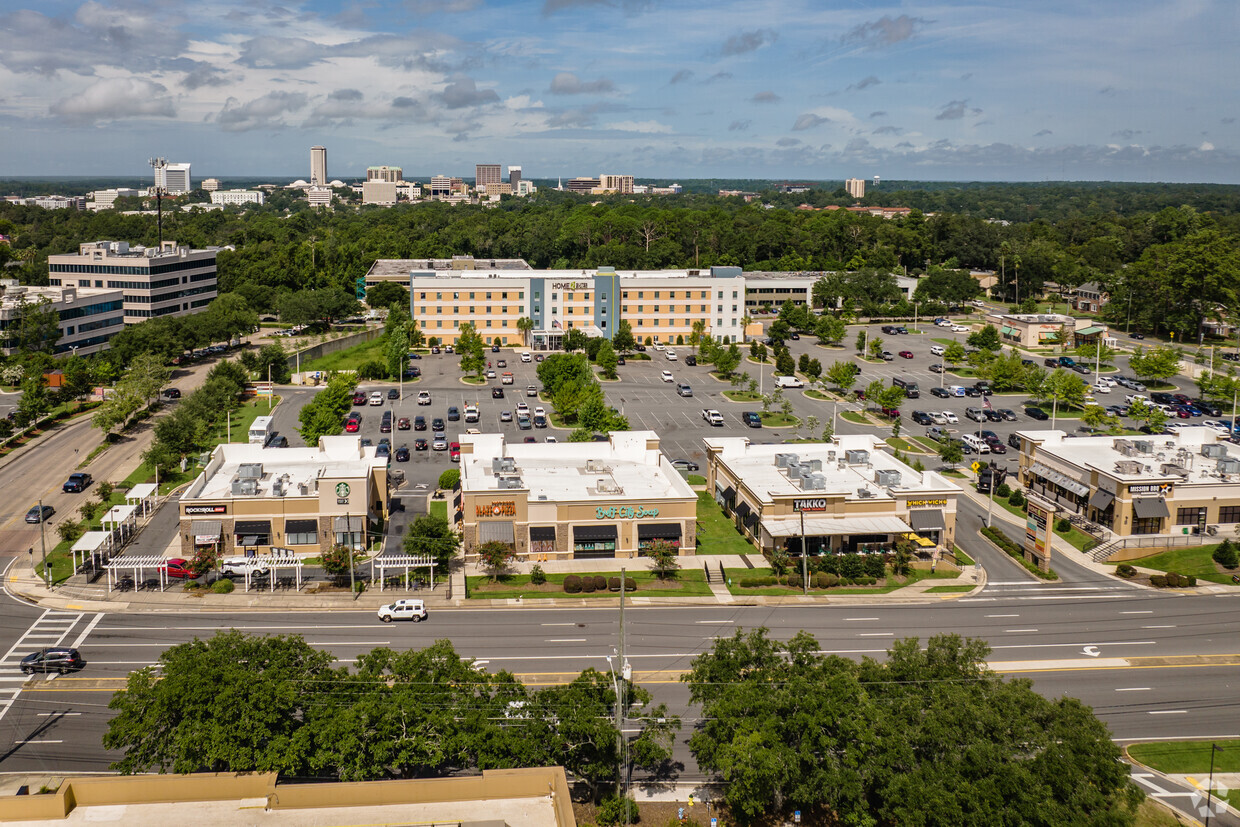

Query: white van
[
  {"left": 948, "top": 385, "right": 967, "bottom": 397},
  {"left": 775, "top": 375, "right": 805, "bottom": 389},
  {"left": 962, "top": 434, "right": 991, "bottom": 454}
]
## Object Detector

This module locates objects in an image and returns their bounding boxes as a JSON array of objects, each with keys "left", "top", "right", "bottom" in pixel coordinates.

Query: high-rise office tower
[
  {"left": 508, "top": 166, "right": 522, "bottom": 188},
  {"left": 367, "top": 166, "right": 403, "bottom": 182},
  {"left": 310, "top": 146, "right": 328, "bottom": 186},
  {"left": 475, "top": 164, "right": 502, "bottom": 191},
  {"left": 155, "top": 163, "right": 192, "bottom": 194},
  {"left": 845, "top": 178, "right": 866, "bottom": 199}
]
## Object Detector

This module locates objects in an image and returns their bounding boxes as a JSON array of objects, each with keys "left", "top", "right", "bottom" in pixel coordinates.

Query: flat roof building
[
  {"left": 178, "top": 435, "right": 389, "bottom": 559},
  {"left": 1014, "top": 428, "right": 1240, "bottom": 538},
  {"left": 155, "top": 162, "right": 192, "bottom": 194},
  {"left": 845, "top": 177, "right": 866, "bottom": 199},
  {"left": 362, "top": 180, "right": 399, "bottom": 205},
  {"left": 704, "top": 435, "right": 960, "bottom": 558},
  {"left": 209, "top": 189, "right": 265, "bottom": 206},
  {"left": 0, "top": 281, "right": 124, "bottom": 356},
  {"left": 457, "top": 431, "right": 697, "bottom": 560},
  {"left": 48, "top": 240, "right": 218, "bottom": 325},
  {"left": 986, "top": 311, "right": 1111, "bottom": 348},
  {"left": 367, "top": 165, "right": 403, "bottom": 182},
  {"left": 310, "top": 145, "right": 327, "bottom": 186}
]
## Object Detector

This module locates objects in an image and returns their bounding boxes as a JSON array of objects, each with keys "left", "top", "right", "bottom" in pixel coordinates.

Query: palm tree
[
  {"left": 690, "top": 319, "right": 706, "bottom": 354},
  {"left": 516, "top": 316, "right": 534, "bottom": 348},
  {"left": 740, "top": 314, "right": 752, "bottom": 343}
]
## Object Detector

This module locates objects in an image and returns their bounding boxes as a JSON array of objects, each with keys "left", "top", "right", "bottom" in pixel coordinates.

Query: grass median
[
  {"left": 1126, "top": 545, "right": 1238, "bottom": 585},
  {"left": 723, "top": 563, "right": 961, "bottom": 596},
  {"left": 466, "top": 568, "right": 711, "bottom": 599},
  {"left": 695, "top": 491, "right": 757, "bottom": 555}
]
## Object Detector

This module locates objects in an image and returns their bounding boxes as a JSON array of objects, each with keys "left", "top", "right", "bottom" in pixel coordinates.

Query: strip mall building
[
  {"left": 703, "top": 435, "right": 960, "bottom": 558},
  {"left": 456, "top": 431, "right": 697, "bottom": 559}
]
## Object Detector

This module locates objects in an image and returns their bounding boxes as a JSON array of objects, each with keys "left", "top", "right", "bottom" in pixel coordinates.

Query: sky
[{"left": 1, "top": 0, "right": 1237, "bottom": 183}]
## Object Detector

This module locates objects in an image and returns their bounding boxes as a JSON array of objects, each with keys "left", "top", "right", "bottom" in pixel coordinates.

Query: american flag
[{"left": 982, "top": 396, "right": 993, "bottom": 410}]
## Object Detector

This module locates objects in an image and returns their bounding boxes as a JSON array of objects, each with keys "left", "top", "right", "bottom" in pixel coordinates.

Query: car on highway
[
  {"left": 1025, "top": 406, "right": 1049, "bottom": 420},
  {"left": 20, "top": 647, "right": 83, "bottom": 675},
  {"left": 415, "top": 438, "right": 429, "bottom": 451},
  {"left": 377, "top": 598, "right": 427, "bottom": 622},
  {"left": 930, "top": 387, "right": 951, "bottom": 398},
  {"left": 661, "top": 370, "right": 674, "bottom": 382},
  {"left": 395, "top": 445, "right": 410, "bottom": 462},
  {"left": 397, "top": 417, "right": 410, "bottom": 430},
  {"left": 221, "top": 557, "right": 270, "bottom": 577},
  {"left": 417, "top": 391, "right": 432, "bottom": 405},
  {"left": 898, "top": 350, "right": 914, "bottom": 359},
  {"left": 158, "top": 558, "right": 195, "bottom": 579},
  {"left": 500, "top": 410, "right": 513, "bottom": 422},
  {"left": 62, "top": 472, "right": 93, "bottom": 493},
  {"left": 670, "top": 459, "right": 699, "bottom": 472},
  {"left": 25, "top": 504, "right": 54, "bottom": 523},
  {"left": 1130, "top": 332, "right": 1146, "bottom": 339}
]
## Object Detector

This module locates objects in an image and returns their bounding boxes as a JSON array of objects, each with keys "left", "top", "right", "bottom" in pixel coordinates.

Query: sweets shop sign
[{"left": 477, "top": 501, "right": 517, "bottom": 517}]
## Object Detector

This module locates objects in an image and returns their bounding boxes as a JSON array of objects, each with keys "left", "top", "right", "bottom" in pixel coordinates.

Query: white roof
[
  {"left": 459, "top": 431, "right": 694, "bottom": 503},
  {"left": 704, "top": 434, "right": 957, "bottom": 505},
  {"left": 101, "top": 504, "right": 138, "bottom": 524},
  {"left": 127, "top": 483, "right": 157, "bottom": 500},
  {"left": 1019, "top": 427, "right": 1233, "bottom": 485},
  {"left": 71, "top": 531, "right": 112, "bottom": 553},
  {"left": 186, "top": 436, "right": 384, "bottom": 501}
]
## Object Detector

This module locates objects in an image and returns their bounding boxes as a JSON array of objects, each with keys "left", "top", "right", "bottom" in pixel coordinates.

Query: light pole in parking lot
[{"left": 38, "top": 501, "right": 49, "bottom": 587}]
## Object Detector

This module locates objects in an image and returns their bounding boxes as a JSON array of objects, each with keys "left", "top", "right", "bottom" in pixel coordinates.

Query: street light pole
[
  {"left": 38, "top": 499, "right": 49, "bottom": 587},
  {"left": 1205, "top": 743, "right": 1222, "bottom": 827}
]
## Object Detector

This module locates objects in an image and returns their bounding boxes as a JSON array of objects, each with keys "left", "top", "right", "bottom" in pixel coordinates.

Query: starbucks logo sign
[{"left": 335, "top": 482, "right": 351, "bottom": 498}]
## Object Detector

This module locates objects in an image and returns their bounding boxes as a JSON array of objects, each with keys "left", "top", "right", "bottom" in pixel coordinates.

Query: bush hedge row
[
  {"left": 739, "top": 572, "right": 879, "bottom": 589},
  {"left": 562, "top": 574, "right": 636, "bottom": 593},
  {"left": 980, "top": 525, "right": 1058, "bottom": 581},
  {"left": 1148, "top": 572, "right": 1197, "bottom": 588}
]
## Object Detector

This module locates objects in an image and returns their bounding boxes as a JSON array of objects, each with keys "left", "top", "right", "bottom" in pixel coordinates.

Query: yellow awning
[{"left": 903, "top": 533, "right": 937, "bottom": 547}]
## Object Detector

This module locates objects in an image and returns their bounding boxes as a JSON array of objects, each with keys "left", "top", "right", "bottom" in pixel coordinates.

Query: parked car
[
  {"left": 930, "top": 387, "right": 951, "bottom": 398},
  {"left": 500, "top": 410, "right": 513, "bottom": 422},
  {"left": 671, "top": 459, "right": 699, "bottom": 471},
  {"left": 492, "top": 387, "right": 505, "bottom": 398},
  {"left": 450, "top": 442, "right": 461, "bottom": 462},
  {"left": 221, "top": 557, "right": 270, "bottom": 577},
  {"left": 397, "top": 417, "right": 411, "bottom": 430},
  {"left": 415, "top": 438, "right": 429, "bottom": 450},
  {"left": 447, "top": 406, "right": 460, "bottom": 421},
  {"left": 898, "top": 350, "right": 914, "bottom": 359},
  {"left": 158, "top": 558, "right": 195, "bottom": 579},
  {"left": 345, "top": 417, "right": 361, "bottom": 433},
  {"left": 965, "top": 407, "right": 987, "bottom": 422},
  {"left": 369, "top": 392, "right": 384, "bottom": 406},
  {"left": 941, "top": 411, "right": 959, "bottom": 423},
  {"left": 911, "top": 411, "right": 932, "bottom": 425},
  {"left": 20, "top": 647, "right": 83, "bottom": 675},
  {"left": 25, "top": 504, "right": 54, "bottom": 524},
  {"left": 984, "top": 409, "right": 1003, "bottom": 422},
  {"left": 1025, "top": 406, "right": 1049, "bottom": 420},
  {"left": 62, "top": 472, "right": 92, "bottom": 493},
  {"left": 998, "top": 408, "right": 1018, "bottom": 421},
  {"left": 377, "top": 598, "right": 427, "bottom": 622},
  {"left": 394, "top": 445, "right": 410, "bottom": 461},
  {"left": 417, "top": 391, "right": 431, "bottom": 405},
  {"left": 414, "top": 415, "right": 426, "bottom": 430},
  {"left": 432, "top": 417, "right": 446, "bottom": 430}
]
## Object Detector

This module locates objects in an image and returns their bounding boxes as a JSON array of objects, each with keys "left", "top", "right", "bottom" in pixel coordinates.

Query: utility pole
[
  {"left": 147, "top": 157, "right": 167, "bottom": 246},
  {"left": 799, "top": 506, "right": 808, "bottom": 594},
  {"left": 615, "top": 566, "right": 628, "bottom": 817},
  {"left": 348, "top": 512, "right": 356, "bottom": 595},
  {"left": 38, "top": 500, "right": 49, "bottom": 587},
  {"left": 1205, "top": 743, "right": 1223, "bottom": 826}
]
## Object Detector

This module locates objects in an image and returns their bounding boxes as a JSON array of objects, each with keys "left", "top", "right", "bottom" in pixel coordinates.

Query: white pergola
[
  {"left": 126, "top": 483, "right": 158, "bottom": 517},
  {"left": 101, "top": 504, "right": 140, "bottom": 545},
  {"left": 104, "top": 555, "right": 174, "bottom": 591},
  {"left": 70, "top": 531, "right": 112, "bottom": 572},
  {"left": 372, "top": 553, "right": 436, "bottom": 591},
  {"left": 238, "top": 555, "right": 305, "bottom": 592}
]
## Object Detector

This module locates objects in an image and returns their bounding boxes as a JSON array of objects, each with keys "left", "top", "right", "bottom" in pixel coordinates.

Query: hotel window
[
  {"left": 718, "top": 291, "right": 723, "bottom": 299},
  {"left": 566, "top": 293, "right": 574, "bottom": 301},
  {"left": 519, "top": 291, "right": 524, "bottom": 299},
  {"left": 623, "top": 292, "right": 629, "bottom": 299},
  {"left": 1219, "top": 505, "right": 1240, "bottom": 522},
  {"left": 1176, "top": 507, "right": 1206, "bottom": 525},
  {"left": 419, "top": 292, "right": 426, "bottom": 300},
  {"left": 733, "top": 291, "right": 738, "bottom": 298},
  {"left": 669, "top": 291, "right": 676, "bottom": 299},
  {"left": 486, "top": 292, "right": 492, "bottom": 299},
  {"left": 469, "top": 307, "right": 475, "bottom": 314},
  {"left": 552, "top": 307, "right": 558, "bottom": 314},
  {"left": 486, "top": 320, "right": 492, "bottom": 327},
  {"left": 654, "top": 291, "right": 660, "bottom": 299},
  {"left": 436, "top": 307, "right": 442, "bottom": 314},
  {"left": 551, "top": 293, "right": 557, "bottom": 300},
  {"left": 436, "top": 292, "right": 442, "bottom": 300},
  {"left": 534, "top": 291, "right": 540, "bottom": 298},
  {"left": 452, "top": 292, "right": 459, "bottom": 300},
  {"left": 701, "top": 305, "right": 707, "bottom": 312},
  {"left": 718, "top": 306, "right": 723, "bottom": 313},
  {"left": 437, "top": 320, "right": 443, "bottom": 328},
  {"left": 601, "top": 294, "right": 607, "bottom": 302},
  {"left": 653, "top": 306, "right": 659, "bottom": 313},
  {"left": 502, "top": 292, "right": 508, "bottom": 299},
  {"left": 486, "top": 306, "right": 491, "bottom": 313},
  {"left": 638, "top": 291, "right": 644, "bottom": 299},
  {"left": 469, "top": 292, "right": 475, "bottom": 299}
]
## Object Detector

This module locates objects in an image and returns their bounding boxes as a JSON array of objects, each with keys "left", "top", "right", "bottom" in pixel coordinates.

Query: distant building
[
  {"left": 845, "top": 178, "right": 866, "bottom": 199},
  {"left": 5, "top": 195, "right": 85, "bottom": 210},
  {"left": 985, "top": 311, "right": 1110, "bottom": 348},
  {"left": 777, "top": 182, "right": 812, "bottom": 194},
  {"left": 429, "top": 175, "right": 453, "bottom": 197},
  {"left": 475, "top": 164, "right": 502, "bottom": 192},
  {"left": 310, "top": 146, "right": 327, "bottom": 186},
  {"left": 362, "top": 180, "right": 399, "bottom": 206},
  {"left": 0, "top": 280, "right": 124, "bottom": 356},
  {"left": 1071, "top": 282, "right": 1109, "bottom": 314},
  {"left": 305, "top": 187, "right": 333, "bottom": 207},
  {"left": 48, "top": 240, "right": 218, "bottom": 325},
  {"left": 367, "top": 166, "right": 403, "bottom": 183},
  {"left": 566, "top": 177, "right": 599, "bottom": 193},
  {"left": 508, "top": 166, "right": 522, "bottom": 188},
  {"left": 516, "top": 179, "right": 537, "bottom": 196},
  {"left": 719, "top": 190, "right": 759, "bottom": 202},
  {"left": 209, "top": 189, "right": 264, "bottom": 207},
  {"left": 201, "top": 178, "right": 220, "bottom": 192},
  {"left": 155, "top": 163, "right": 192, "bottom": 195},
  {"left": 597, "top": 174, "right": 634, "bottom": 194},
  {"left": 88, "top": 188, "right": 140, "bottom": 211}
]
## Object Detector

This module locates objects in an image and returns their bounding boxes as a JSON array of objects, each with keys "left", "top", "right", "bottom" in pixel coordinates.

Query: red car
[
  {"left": 397, "top": 417, "right": 411, "bottom": 430},
  {"left": 159, "top": 558, "right": 195, "bottom": 579},
  {"left": 352, "top": 392, "right": 366, "bottom": 406},
  {"left": 450, "top": 442, "right": 461, "bottom": 462},
  {"left": 898, "top": 350, "right": 914, "bottom": 359},
  {"left": 345, "top": 418, "right": 361, "bottom": 433}
]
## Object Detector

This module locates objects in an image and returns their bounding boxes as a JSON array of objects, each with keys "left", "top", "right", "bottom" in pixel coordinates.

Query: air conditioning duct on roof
[
  {"left": 875, "top": 469, "right": 901, "bottom": 487},
  {"left": 774, "top": 453, "right": 794, "bottom": 468},
  {"left": 844, "top": 450, "right": 869, "bottom": 465},
  {"left": 807, "top": 459, "right": 823, "bottom": 471},
  {"left": 1133, "top": 440, "right": 1154, "bottom": 454},
  {"left": 238, "top": 463, "right": 263, "bottom": 479},
  {"left": 1217, "top": 458, "right": 1240, "bottom": 475},
  {"left": 1202, "top": 444, "right": 1227, "bottom": 458},
  {"left": 856, "top": 488, "right": 874, "bottom": 498}
]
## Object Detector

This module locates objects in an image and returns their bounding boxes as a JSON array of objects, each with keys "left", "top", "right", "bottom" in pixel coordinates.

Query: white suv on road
[
  {"left": 377, "top": 598, "right": 427, "bottom": 622},
  {"left": 220, "top": 557, "right": 270, "bottom": 577}
]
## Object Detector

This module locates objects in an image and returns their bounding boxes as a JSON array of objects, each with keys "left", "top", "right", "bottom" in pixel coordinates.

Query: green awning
[
  {"left": 1000, "top": 326, "right": 1019, "bottom": 336},
  {"left": 1076, "top": 326, "right": 1105, "bottom": 336}
]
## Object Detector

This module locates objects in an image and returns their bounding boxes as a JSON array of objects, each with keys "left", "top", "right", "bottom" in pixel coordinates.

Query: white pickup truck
[{"left": 701, "top": 409, "right": 725, "bottom": 426}]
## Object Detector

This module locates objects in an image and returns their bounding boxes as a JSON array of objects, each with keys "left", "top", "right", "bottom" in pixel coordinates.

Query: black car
[
  {"left": 1130, "top": 332, "right": 1145, "bottom": 339},
  {"left": 447, "top": 406, "right": 460, "bottom": 421},
  {"left": 491, "top": 344, "right": 500, "bottom": 352},
  {"left": 20, "top": 647, "right": 83, "bottom": 675},
  {"left": 415, "top": 438, "right": 428, "bottom": 451},
  {"left": 983, "top": 409, "right": 1002, "bottom": 422},
  {"left": 789, "top": 332, "right": 800, "bottom": 340},
  {"left": 1194, "top": 399, "right": 1223, "bottom": 417},
  {"left": 742, "top": 411, "right": 762, "bottom": 428},
  {"left": 25, "top": 504, "right": 54, "bottom": 524},
  {"left": 684, "top": 355, "right": 697, "bottom": 366},
  {"left": 1008, "top": 432, "right": 1022, "bottom": 449},
  {"left": 387, "top": 388, "right": 399, "bottom": 400},
  {"left": 930, "top": 387, "right": 951, "bottom": 398},
  {"left": 911, "top": 410, "right": 932, "bottom": 425},
  {"left": 432, "top": 417, "right": 445, "bottom": 431},
  {"left": 1025, "top": 406, "right": 1049, "bottom": 421},
  {"left": 414, "top": 416, "right": 427, "bottom": 430},
  {"left": 409, "top": 352, "right": 422, "bottom": 359},
  {"left": 394, "top": 445, "right": 409, "bottom": 461},
  {"left": 161, "top": 387, "right": 181, "bottom": 399},
  {"left": 671, "top": 459, "right": 699, "bottom": 471},
  {"left": 63, "top": 472, "right": 92, "bottom": 492},
  {"left": 492, "top": 388, "right": 504, "bottom": 398},
  {"left": 963, "top": 387, "right": 981, "bottom": 397}
]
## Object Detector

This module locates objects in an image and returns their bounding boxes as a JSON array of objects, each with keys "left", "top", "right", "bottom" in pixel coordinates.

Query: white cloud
[
  {"left": 606, "top": 119, "right": 672, "bottom": 133},
  {"left": 50, "top": 77, "right": 175, "bottom": 124}
]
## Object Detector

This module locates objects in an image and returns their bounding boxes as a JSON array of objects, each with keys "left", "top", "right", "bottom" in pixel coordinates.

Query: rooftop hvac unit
[
  {"left": 500, "top": 457, "right": 517, "bottom": 472},
  {"left": 537, "top": 495, "right": 548, "bottom": 501},
  {"left": 231, "top": 479, "right": 258, "bottom": 495},
  {"left": 787, "top": 462, "right": 802, "bottom": 479},
  {"left": 1160, "top": 464, "right": 1189, "bottom": 477},
  {"left": 875, "top": 469, "right": 902, "bottom": 487},
  {"left": 807, "top": 459, "right": 823, "bottom": 471},
  {"left": 1120, "top": 445, "right": 1138, "bottom": 457},
  {"left": 1133, "top": 440, "right": 1154, "bottom": 454},
  {"left": 298, "top": 483, "right": 308, "bottom": 495},
  {"left": 774, "top": 453, "right": 794, "bottom": 468},
  {"left": 826, "top": 450, "right": 837, "bottom": 463},
  {"left": 1112, "top": 439, "right": 1133, "bottom": 453},
  {"left": 491, "top": 458, "right": 504, "bottom": 473},
  {"left": 499, "top": 476, "right": 524, "bottom": 489},
  {"left": 237, "top": 463, "right": 263, "bottom": 479},
  {"left": 856, "top": 488, "right": 874, "bottom": 498},
  {"left": 844, "top": 449, "right": 870, "bottom": 465},
  {"left": 1113, "top": 460, "right": 1142, "bottom": 475},
  {"left": 272, "top": 480, "right": 284, "bottom": 497},
  {"left": 1203, "top": 444, "right": 1228, "bottom": 458},
  {"left": 1217, "top": 458, "right": 1240, "bottom": 475}
]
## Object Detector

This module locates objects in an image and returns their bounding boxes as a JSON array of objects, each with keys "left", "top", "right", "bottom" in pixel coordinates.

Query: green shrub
[
  {"left": 624, "top": 577, "right": 637, "bottom": 591},
  {"left": 1149, "top": 574, "right": 1167, "bottom": 588},
  {"left": 530, "top": 564, "right": 546, "bottom": 585},
  {"left": 608, "top": 576, "right": 622, "bottom": 592},
  {"left": 592, "top": 575, "right": 607, "bottom": 591},
  {"left": 838, "top": 577, "right": 852, "bottom": 586},
  {"left": 1213, "top": 539, "right": 1239, "bottom": 569},
  {"left": 581, "top": 578, "right": 596, "bottom": 593},
  {"left": 739, "top": 577, "right": 761, "bottom": 588},
  {"left": 864, "top": 555, "right": 886, "bottom": 579},
  {"left": 761, "top": 576, "right": 777, "bottom": 586},
  {"left": 596, "top": 794, "right": 639, "bottom": 826},
  {"left": 563, "top": 574, "right": 582, "bottom": 593},
  {"left": 353, "top": 580, "right": 366, "bottom": 594},
  {"left": 1187, "top": 575, "right": 1197, "bottom": 586},
  {"left": 1008, "top": 489, "right": 1026, "bottom": 507},
  {"left": 1055, "top": 517, "right": 1072, "bottom": 533},
  {"left": 1116, "top": 564, "right": 1137, "bottom": 578},
  {"left": 786, "top": 573, "right": 802, "bottom": 589},
  {"left": 814, "top": 572, "right": 834, "bottom": 589},
  {"left": 995, "top": 482, "right": 1012, "bottom": 498},
  {"left": 211, "top": 578, "right": 235, "bottom": 594}
]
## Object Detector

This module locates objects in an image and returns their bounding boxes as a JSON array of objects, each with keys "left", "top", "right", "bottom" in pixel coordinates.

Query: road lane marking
[
  {"left": 70, "top": 613, "right": 104, "bottom": 650},
  {"left": 695, "top": 620, "right": 734, "bottom": 624},
  {"left": 1122, "top": 611, "right": 1154, "bottom": 615},
  {"left": 545, "top": 639, "right": 587, "bottom": 643},
  {"left": 1141, "top": 625, "right": 1176, "bottom": 629},
  {"left": 845, "top": 617, "right": 880, "bottom": 621},
  {"left": 1148, "top": 710, "right": 1188, "bottom": 715},
  {"left": 1115, "top": 688, "right": 1151, "bottom": 692},
  {"left": 1005, "top": 629, "right": 1039, "bottom": 633},
  {"left": 986, "top": 614, "right": 1020, "bottom": 618},
  {"left": 857, "top": 632, "right": 894, "bottom": 637},
  {"left": 13, "top": 740, "right": 62, "bottom": 745},
  {"left": 540, "top": 623, "right": 577, "bottom": 627},
  {"left": 36, "top": 712, "right": 80, "bottom": 716}
]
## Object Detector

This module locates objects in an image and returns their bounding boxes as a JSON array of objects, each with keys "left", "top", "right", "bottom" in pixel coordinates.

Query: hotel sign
[
  {"left": 596, "top": 506, "right": 659, "bottom": 520},
  {"left": 793, "top": 498, "right": 829, "bottom": 513},
  {"left": 477, "top": 501, "right": 517, "bottom": 517},
  {"left": 552, "top": 281, "right": 591, "bottom": 290}
]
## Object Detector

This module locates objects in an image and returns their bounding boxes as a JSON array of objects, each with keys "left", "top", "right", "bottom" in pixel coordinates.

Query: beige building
[
  {"left": 1014, "top": 428, "right": 1240, "bottom": 537},
  {"left": 178, "top": 436, "right": 388, "bottom": 559},
  {"left": 845, "top": 177, "right": 866, "bottom": 199},
  {"left": 475, "top": 163, "right": 502, "bottom": 191},
  {"left": 597, "top": 173, "right": 634, "bottom": 194},
  {"left": 986, "top": 311, "right": 1110, "bottom": 348},
  {"left": 704, "top": 435, "right": 960, "bottom": 558},
  {"left": 367, "top": 165, "right": 403, "bottom": 182},
  {"left": 201, "top": 178, "right": 220, "bottom": 192},
  {"left": 48, "top": 240, "right": 218, "bottom": 324},
  {"left": 310, "top": 145, "right": 328, "bottom": 186},
  {"left": 457, "top": 431, "right": 697, "bottom": 560},
  {"left": 362, "top": 179, "right": 399, "bottom": 205}
]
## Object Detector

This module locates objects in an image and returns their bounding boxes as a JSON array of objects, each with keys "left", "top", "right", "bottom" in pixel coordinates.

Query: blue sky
[{"left": 1, "top": 0, "right": 1237, "bottom": 182}]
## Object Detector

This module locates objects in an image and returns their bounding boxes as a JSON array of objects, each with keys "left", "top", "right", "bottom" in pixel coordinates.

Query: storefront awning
[
  {"left": 1029, "top": 462, "right": 1090, "bottom": 497},
  {"left": 908, "top": 509, "right": 945, "bottom": 531},
  {"left": 638, "top": 523, "right": 682, "bottom": 540},
  {"left": 530, "top": 526, "right": 556, "bottom": 542},
  {"left": 478, "top": 520, "right": 515, "bottom": 544},
  {"left": 763, "top": 515, "right": 913, "bottom": 538},
  {"left": 1088, "top": 489, "right": 1115, "bottom": 511},
  {"left": 235, "top": 520, "right": 271, "bottom": 535},
  {"left": 1133, "top": 498, "right": 1170, "bottom": 519},
  {"left": 744, "top": 512, "right": 760, "bottom": 529},
  {"left": 734, "top": 501, "right": 751, "bottom": 520},
  {"left": 721, "top": 485, "right": 736, "bottom": 501},
  {"left": 574, "top": 523, "right": 618, "bottom": 541},
  {"left": 1001, "top": 325, "right": 1019, "bottom": 336},
  {"left": 1076, "top": 326, "right": 1105, "bottom": 336},
  {"left": 333, "top": 516, "right": 365, "bottom": 532},
  {"left": 191, "top": 520, "right": 222, "bottom": 539},
  {"left": 285, "top": 518, "right": 317, "bottom": 533}
]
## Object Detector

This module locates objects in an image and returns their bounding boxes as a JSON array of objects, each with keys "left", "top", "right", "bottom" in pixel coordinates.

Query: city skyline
[{"left": 0, "top": 0, "right": 1236, "bottom": 183}]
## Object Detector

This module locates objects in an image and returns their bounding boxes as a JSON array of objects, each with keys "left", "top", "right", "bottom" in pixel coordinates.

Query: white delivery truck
[
  {"left": 248, "top": 416, "right": 274, "bottom": 445},
  {"left": 774, "top": 375, "right": 804, "bottom": 389}
]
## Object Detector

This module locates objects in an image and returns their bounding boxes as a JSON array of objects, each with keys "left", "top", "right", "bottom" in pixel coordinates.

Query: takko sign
[
  {"left": 477, "top": 501, "right": 517, "bottom": 517},
  {"left": 793, "top": 498, "right": 829, "bottom": 513}
]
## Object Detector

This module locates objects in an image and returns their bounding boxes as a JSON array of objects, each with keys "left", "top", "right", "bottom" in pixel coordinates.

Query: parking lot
[{"left": 266, "top": 325, "right": 1215, "bottom": 493}]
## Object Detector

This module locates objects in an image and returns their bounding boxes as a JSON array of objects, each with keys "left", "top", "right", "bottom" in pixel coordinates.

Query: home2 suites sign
[{"left": 551, "top": 281, "right": 591, "bottom": 290}]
